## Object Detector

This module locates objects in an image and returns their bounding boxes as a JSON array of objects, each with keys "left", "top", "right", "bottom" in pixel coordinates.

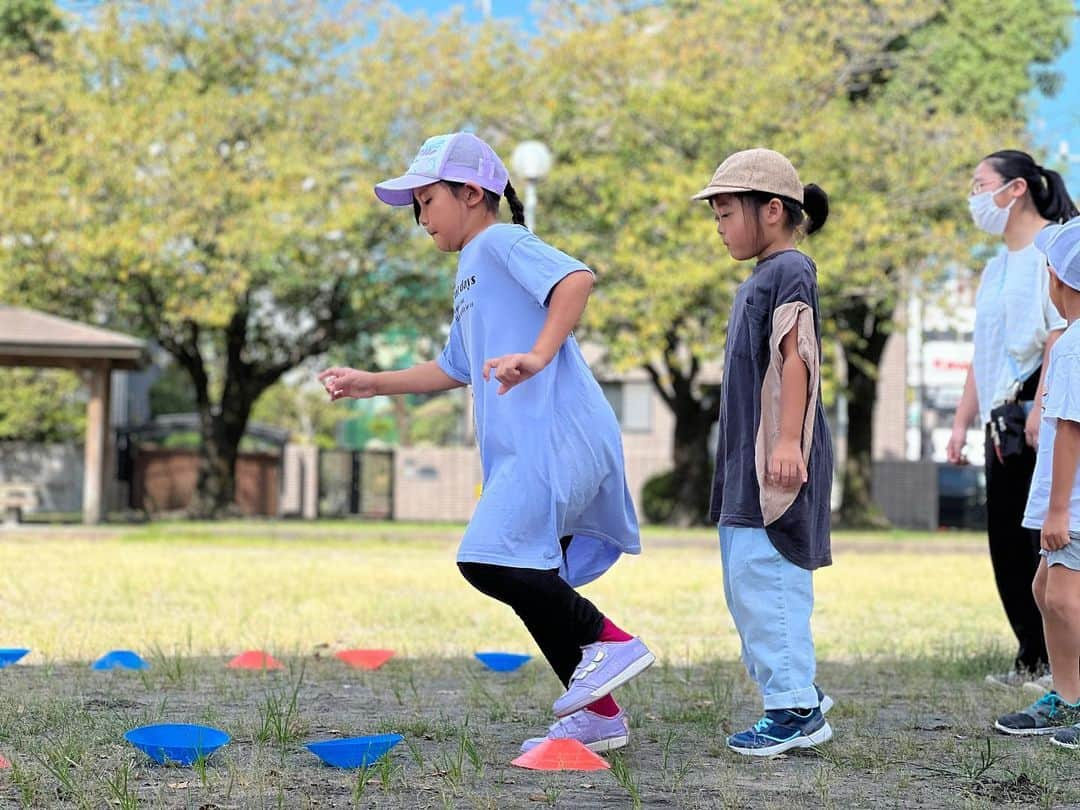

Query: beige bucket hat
[{"left": 692, "top": 148, "right": 803, "bottom": 204}]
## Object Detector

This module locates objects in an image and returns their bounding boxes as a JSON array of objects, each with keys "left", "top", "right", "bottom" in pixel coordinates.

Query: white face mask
[{"left": 968, "top": 180, "right": 1017, "bottom": 235}]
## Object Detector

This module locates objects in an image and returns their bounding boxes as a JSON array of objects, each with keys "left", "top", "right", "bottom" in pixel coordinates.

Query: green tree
[
  {"left": 249, "top": 376, "right": 340, "bottom": 450},
  {"left": 821, "top": 0, "right": 1073, "bottom": 525},
  {"left": 530, "top": 0, "right": 1071, "bottom": 524},
  {"left": 0, "top": 0, "right": 61, "bottom": 60},
  {"left": 410, "top": 392, "right": 465, "bottom": 446},
  {"left": 0, "top": 1, "right": 525, "bottom": 516},
  {"left": 148, "top": 362, "right": 198, "bottom": 418},
  {"left": 0, "top": 368, "right": 85, "bottom": 442},
  {"left": 0, "top": 0, "right": 67, "bottom": 437}
]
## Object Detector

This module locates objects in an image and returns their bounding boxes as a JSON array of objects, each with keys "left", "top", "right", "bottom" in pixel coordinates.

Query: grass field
[{"left": 1, "top": 522, "right": 1078, "bottom": 808}]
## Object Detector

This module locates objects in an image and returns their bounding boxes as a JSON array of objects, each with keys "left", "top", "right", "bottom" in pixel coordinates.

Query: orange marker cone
[
  {"left": 227, "top": 650, "right": 285, "bottom": 670},
  {"left": 0, "top": 754, "right": 10, "bottom": 769},
  {"left": 510, "top": 739, "right": 611, "bottom": 771},
  {"left": 335, "top": 649, "right": 395, "bottom": 670}
]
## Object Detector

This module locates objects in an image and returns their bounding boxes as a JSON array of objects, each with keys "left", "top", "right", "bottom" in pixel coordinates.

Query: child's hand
[
  {"left": 482, "top": 351, "right": 547, "bottom": 395},
  {"left": 1042, "top": 509, "right": 1071, "bottom": 551},
  {"left": 768, "top": 440, "right": 807, "bottom": 490},
  {"left": 317, "top": 367, "right": 377, "bottom": 401}
]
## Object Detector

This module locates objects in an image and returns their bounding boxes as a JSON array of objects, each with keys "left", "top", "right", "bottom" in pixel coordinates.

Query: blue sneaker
[{"left": 727, "top": 707, "right": 833, "bottom": 756}]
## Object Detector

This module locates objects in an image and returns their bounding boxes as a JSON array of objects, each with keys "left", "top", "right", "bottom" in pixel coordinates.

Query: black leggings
[
  {"left": 984, "top": 424, "right": 1048, "bottom": 672},
  {"left": 458, "top": 538, "right": 605, "bottom": 686}
]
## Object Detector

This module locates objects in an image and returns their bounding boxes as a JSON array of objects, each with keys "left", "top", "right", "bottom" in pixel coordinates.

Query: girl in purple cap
[
  {"left": 693, "top": 148, "right": 835, "bottom": 756},
  {"left": 318, "top": 132, "right": 653, "bottom": 753}
]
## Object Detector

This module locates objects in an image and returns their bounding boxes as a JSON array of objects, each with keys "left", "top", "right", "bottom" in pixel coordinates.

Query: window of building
[{"left": 601, "top": 381, "right": 652, "bottom": 432}]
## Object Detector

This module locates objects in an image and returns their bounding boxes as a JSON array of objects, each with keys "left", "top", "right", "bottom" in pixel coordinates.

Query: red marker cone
[
  {"left": 335, "top": 649, "right": 395, "bottom": 670},
  {"left": 227, "top": 650, "right": 285, "bottom": 670},
  {"left": 0, "top": 754, "right": 11, "bottom": 769},
  {"left": 510, "top": 738, "right": 611, "bottom": 771}
]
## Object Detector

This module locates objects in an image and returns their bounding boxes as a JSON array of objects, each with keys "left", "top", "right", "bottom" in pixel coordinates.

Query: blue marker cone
[
  {"left": 124, "top": 724, "right": 229, "bottom": 765},
  {"left": 0, "top": 649, "right": 29, "bottom": 669},
  {"left": 305, "top": 734, "right": 403, "bottom": 768},
  {"left": 475, "top": 652, "right": 532, "bottom": 672},
  {"left": 92, "top": 650, "right": 149, "bottom": 671}
]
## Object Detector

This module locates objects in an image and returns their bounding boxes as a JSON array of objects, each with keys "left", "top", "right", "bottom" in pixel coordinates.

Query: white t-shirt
[
  {"left": 973, "top": 244, "right": 1066, "bottom": 425},
  {"left": 1023, "top": 320, "right": 1080, "bottom": 532}
]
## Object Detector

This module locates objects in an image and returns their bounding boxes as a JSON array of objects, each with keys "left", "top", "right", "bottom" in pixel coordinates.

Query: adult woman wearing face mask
[{"left": 947, "top": 149, "right": 1077, "bottom": 687}]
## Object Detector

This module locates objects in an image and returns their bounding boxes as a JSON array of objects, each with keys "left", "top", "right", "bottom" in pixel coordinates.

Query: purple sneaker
[
  {"left": 552, "top": 637, "right": 655, "bottom": 717},
  {"left": 520, "top": 709, "right": 630, "bottom": 753}
]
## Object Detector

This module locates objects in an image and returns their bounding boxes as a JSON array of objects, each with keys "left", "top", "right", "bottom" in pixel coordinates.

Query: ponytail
[
  {"left": 985, "top": 149, "right": 1079, "bottom": 224},
  {"left": 503, "top": 181, "right": 527, "bottom": 227},
  {"left": 1035, "top": 165, "right": 1079, "bottom": 223},
  {"left": 738, "top": 183, "right": 829, "bottom": 238},
  {"left": 802, "top": 183, "right": 829, "bottom": 235}
]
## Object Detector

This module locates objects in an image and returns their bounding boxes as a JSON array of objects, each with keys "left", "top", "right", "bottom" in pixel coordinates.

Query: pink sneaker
[{"left": 520, "top": 709, "right": 630, "bottom": 753}]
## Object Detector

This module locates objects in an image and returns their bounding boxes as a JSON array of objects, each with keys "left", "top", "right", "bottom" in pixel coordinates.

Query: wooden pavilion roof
[{"left": 0, "top": 306, "right": 148, "bottom": 370}]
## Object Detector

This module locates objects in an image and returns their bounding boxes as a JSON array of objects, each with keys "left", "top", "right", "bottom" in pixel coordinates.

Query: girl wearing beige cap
[{"left": 693, "top": 148, "right": 834, "bottom": 755}]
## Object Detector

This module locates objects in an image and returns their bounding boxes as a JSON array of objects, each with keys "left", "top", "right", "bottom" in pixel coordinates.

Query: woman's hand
[
  {"left": 482, "top": 351, "right": 548, "bottom": 395},
  {"left": 946, "top": 424, "right": 969, "bottom": 465},
  {"left": 1025, "top": 405, "right": 1040, "bottom": 449},
  {"left": 768, "top": 440, "right": 807, "bottom": 490},
  {"left": 317, "top": 367, "right": 378, "bottom": 401}
]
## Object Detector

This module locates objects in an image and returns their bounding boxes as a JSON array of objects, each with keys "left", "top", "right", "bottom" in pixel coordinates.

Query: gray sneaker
[
  {"left": 552, "top": 637, "right": 655, "bottom": 717},
  {"left": 986, "top": 667, "right": 1047, "bottom": 689},
  {"left": 1051, "top": 723, "right": 1080, "bottom": 749},
  {"left": 995, "top": 692, "right": 1080, "bottom": 736},
  {"left": 816, "top": 684, "right": 834, "bottom": 715},
  {"left": 1022, "top": 673, "right": 1055, "bottom": 695}
]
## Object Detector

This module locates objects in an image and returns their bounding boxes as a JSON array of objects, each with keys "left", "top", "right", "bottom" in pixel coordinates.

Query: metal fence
[{"left": 318, "top": 449, "right": 393, "bottom": 519}]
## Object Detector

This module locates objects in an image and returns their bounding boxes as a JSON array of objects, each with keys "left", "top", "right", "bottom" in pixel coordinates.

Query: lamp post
[{"left": 510, "top": 140, "right": 553, "bottom": 231}]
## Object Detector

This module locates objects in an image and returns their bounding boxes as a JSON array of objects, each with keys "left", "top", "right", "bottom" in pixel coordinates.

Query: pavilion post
[{"left": 83, "top": 363, "right": 111, "bottom": 524}]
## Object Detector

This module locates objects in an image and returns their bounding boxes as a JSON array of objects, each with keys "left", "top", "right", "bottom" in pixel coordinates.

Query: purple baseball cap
[
  {"left": 1035, "top": 216, "right": 1080, "bottom": 292},
  {"left": 374, "top": 132, "right": 509, "bottom": 207}
]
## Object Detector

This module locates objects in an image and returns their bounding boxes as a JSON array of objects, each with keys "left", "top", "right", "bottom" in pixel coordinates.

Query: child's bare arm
[
  {"left": 769, "top": 327, "right": 810, "bottom": 489},
  {"left": 1028, "top": 330, "right": 1065, "bottom": 448},
  {"left": 319, "top": 361, "right": 465, "bottom": 401},
  {"left": 483, "top": 270, "right": 594, "bottom": 395},
  {"left": 531, "top": 270, "right": 594, "bottom": 363},
  {"left": 1044, "top": 418, "right": 1080, "bottom": 550}
]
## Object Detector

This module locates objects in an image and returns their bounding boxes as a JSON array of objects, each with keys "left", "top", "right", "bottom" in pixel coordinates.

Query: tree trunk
[
  {"left": 186, "top": 306, "right": 260, "bottom": 519},
  {"left": 190, "top": 396, "right": 251, "bottom": 518},
  {"left": 835, "top": 297, "right": 895, "bottom": 528},
  {"left": 668, "top": 399, "right": 715, "bottom": 526},
  {"left": 390, "top": 396, "right": 412, "bottom": 447},
  {"left": 644, "top": 345, "right": 717, "bottom": 527}
]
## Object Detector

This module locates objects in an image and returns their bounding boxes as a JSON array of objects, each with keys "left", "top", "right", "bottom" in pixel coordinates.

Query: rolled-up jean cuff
[{"left": 763, "top": 685, "right": 820, "bottom": 711}]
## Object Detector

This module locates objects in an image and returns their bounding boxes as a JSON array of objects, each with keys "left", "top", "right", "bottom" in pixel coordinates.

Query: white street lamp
[{"left": 511, "top": 140, "right": 553, "bottom": 231}]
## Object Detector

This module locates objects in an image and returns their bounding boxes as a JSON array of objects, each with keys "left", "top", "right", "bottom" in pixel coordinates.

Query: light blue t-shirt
[
  {"left": 437, "top": 223, "right": 640, "bottom": 586},
  {"left": 1023, "top": 320, "right": 1080, "bottom": 532}
]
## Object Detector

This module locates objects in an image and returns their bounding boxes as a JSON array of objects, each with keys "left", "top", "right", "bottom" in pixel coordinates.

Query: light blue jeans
[{"left": 719, "top": 525, "right": 819, "bottom": 710}]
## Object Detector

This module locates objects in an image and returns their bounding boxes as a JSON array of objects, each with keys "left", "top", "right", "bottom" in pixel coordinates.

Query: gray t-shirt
[{"left": 710, "top": 249, "right": 833, "bottom": 570}]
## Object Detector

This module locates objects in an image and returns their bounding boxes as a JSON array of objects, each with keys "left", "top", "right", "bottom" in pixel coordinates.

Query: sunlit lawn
[
  {"left": 0, "top": 521, "right": 1003, "bottom": 664},
  {"left": 6, "top": 522, "right": 1077, "bottom": 809}
]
